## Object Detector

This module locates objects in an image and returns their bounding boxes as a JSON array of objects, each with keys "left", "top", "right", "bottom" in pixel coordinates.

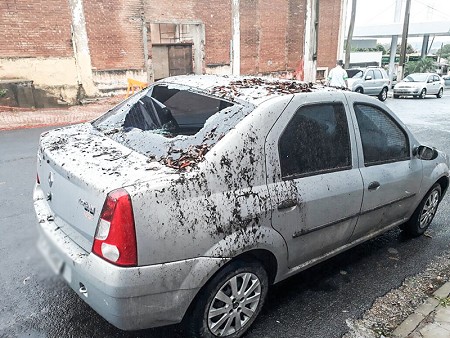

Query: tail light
[{"left": 92, "top": 188, "right": 137, "bottom": 267}]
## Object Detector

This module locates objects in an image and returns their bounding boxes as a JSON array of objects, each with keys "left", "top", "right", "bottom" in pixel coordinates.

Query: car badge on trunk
[
  {"left": 48, "top": 172, "right": 54, "bottom": 188},
  {"left": 78, "top": 199, "right": 96, "bottom": 220}
]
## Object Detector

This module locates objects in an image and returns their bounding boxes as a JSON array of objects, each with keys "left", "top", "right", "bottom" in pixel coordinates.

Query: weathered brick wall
[
  {"left": 83, "top": 0, "right": 145, "bottom": 70},
  {"left": 240, "top": 0, "right": 306, "bottom": 75},
  {"left": 317, "top": 0, "right": 342, "bottom": 71},
  {"left": 0, "top": 0, "right": 73, "bottom": 58},
  {"left": 144, "top": 0, "right": 232, "bottom": 67}
]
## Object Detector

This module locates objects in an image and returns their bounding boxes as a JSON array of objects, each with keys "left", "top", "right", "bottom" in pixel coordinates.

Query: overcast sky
[
  {"left": 353, "top": 0, "right": 450, "bottom": 26},
  {"left": 348, "top": 0, "right": 450, "bottom": 47}
]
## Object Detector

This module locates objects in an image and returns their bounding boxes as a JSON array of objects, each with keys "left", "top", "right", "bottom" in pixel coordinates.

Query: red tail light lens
[{"left": 92, "top": 188, "right": 137, "bottom": 267}]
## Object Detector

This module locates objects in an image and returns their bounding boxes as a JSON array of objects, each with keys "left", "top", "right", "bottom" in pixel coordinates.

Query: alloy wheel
[
  {"left": 207, "top": 272, "right": 262, "bottom": 337},
  {"left": 419, "top": 189, "right": 440, "bottom": 228}
]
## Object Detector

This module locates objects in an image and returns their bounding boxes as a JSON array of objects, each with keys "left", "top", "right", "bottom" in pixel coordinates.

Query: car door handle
[
  {"left": 368, "top": 181, "right": 380, "bottom": 190},
  {"left": 277, "top": 199, "right": 298, "bottom": 210}
]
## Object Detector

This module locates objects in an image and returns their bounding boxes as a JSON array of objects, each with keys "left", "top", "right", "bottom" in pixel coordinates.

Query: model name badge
[{"left": 78, "top": 199, "right": 96, "bottom": 218}]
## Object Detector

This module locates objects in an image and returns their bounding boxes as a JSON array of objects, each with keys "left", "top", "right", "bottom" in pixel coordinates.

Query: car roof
[{"left": 158, "top": 75, "right": 342, "bottom": 106}]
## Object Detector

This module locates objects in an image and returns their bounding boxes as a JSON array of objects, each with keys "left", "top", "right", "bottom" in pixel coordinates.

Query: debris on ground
[{"left": 343, "top": 251, "right": 450, "bottom": 338}]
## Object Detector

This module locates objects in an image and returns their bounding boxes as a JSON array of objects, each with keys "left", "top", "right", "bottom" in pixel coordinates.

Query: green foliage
[
  {"left": 395, "top": 43, "right": 416, "bottom": 55},
  {"left": 437, "top": 44, "right": 450, "bottom": 60},
  {"left": 0, "top": 89, "right": 8, "bottom": 98},
  {"left": 436, "top": 296, "right": 450, "bottom": 307},
  {"left": 353, "top": 44, "right": 387, "bottom": 55},
  {"left": 405, "top": 57, "right": 435, "bottom": 76}
]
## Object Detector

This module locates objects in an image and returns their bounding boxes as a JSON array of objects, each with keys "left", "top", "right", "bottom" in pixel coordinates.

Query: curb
[{"left": 392, "top": 282, "right": 450, "bottom": 337}]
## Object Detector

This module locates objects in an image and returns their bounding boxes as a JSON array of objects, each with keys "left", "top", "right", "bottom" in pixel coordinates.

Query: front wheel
[
  {"left": 393, "top": 94, "right": 400, "bottom": 99},
  {"left": 355, "top": 87, "right": 364, "bottom": 94},
  {"left": 185, "top": 260, "right": 269, "bottom": 338},
  {"left": 419, "top": 88, "right": 426, "bottom": 99},
  {"left": 403, "top": 184, "right": 441, "bottom": 237},
  {"left": 378, "top": 87, "right": 388, "bottom": 101},
  {"left": 436, "top": 88, "right": 443, "bottom": 98}
]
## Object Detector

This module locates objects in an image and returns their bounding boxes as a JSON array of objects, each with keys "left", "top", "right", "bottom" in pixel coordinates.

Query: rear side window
[
  {"left": 278, "top": 103, "right": 352, "bottom": 179},
  {"left": 354, "top": 104, "right": 409, "bottom": 166}
]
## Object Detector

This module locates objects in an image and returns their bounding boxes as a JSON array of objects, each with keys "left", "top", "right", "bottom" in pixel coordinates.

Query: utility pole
[
  {"left": 388, "top": 0, "right": 403, "bottom": 85},
  {"left": 231, "top": 0, "right": 240, "bottom": 76},
  {"left": 303, "top": 0, "right": 318, "bottom": 82},
  {"left": 398, "top": 0, "right": 411, "bottom": 80},
  {"left": 344, "top": 0, "right": 356, "bottom": 68}
]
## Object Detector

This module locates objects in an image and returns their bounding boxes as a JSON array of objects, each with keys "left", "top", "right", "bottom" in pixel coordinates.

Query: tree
[
  {"left": 396, "top": 43, "right": 416, "bottom": 55},
  {"left": 405, "top": 57, "right": 435, "bottom": 76},
  {"left": 437, "top": 44, "right": 450, "bottom": 60},
  {"left": 353, "top": 44, "right": 387, "bottom": 54}
]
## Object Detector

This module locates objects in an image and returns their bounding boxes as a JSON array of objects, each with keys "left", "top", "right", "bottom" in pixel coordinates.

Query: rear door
[
  {"left": 346, "top": 98, "right": 423, "bottom": 240},
  {"left": 363, "top": 70, "right": 377, "bottom": 95},
  {"left": 266, "top": 92, "right": 364, "bottom": 268}
]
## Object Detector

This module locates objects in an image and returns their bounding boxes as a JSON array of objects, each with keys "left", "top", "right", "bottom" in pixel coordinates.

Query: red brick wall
[
  {"left": 0, "top": 0, "right": 73, "bottom": 58},
  {"left": 83, "top": 0, "right": 144, "bottom": 70},
  {"left": 317, "top": 0, "right": 342, "bottom": 70},
  {"left": 145, "top": 0, "right": 232, "bottom": 67},
  {"left": 240, "top": 0, "right": 306, "bottom": 75}
]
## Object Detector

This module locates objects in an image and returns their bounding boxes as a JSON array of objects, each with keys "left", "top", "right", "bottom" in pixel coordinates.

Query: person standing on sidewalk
[{"left": 327, "top": 60, "right": 348, "bottom": 88}]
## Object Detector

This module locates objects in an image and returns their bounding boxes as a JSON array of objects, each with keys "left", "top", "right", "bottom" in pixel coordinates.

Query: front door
[
  {"left": 265, "top": 93, "right": 364, "bottom": 268},
  {"left": 348, "top": 101, "right": 423, "bottom": 240}
]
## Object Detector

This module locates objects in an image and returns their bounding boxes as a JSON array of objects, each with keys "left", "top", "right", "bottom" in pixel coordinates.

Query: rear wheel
[
  {"left": 403, "top": 184, "right": 441, "bottom": 237},
  {"left": 436, "top": 88, "right": 443, "bottom": 98},
  {"left": 378, "top": 87, "right": 388, "bottom": 101},
  {"left": 185, "top": 260, "right": 268, "bottom": 338},
  {"left": 419, "top": 88, "right": 426, "bottom": 99}
]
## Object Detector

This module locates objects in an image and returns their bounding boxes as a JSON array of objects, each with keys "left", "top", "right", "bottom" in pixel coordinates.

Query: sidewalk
[
  {"left": 0, "top": 96, "right": 122, "bottom": 131},
  {"left": 393, "top": 282, "right": 450, "bottom": 338}
]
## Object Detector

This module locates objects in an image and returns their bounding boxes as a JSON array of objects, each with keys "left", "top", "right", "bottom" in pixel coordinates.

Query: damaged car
[{"left": 34, "top": 75, "right": 449, "bottom": 338}]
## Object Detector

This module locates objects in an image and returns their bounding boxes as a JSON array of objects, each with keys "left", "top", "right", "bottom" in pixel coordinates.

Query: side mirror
[
  {"left": 365, "top": 75, "right": 372, "bottom": 80},
  {"left": 413, "top": 145, "right": 439, "bottom": 160}
]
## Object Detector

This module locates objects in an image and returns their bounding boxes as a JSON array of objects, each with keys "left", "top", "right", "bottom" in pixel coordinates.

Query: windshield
[
  {"left": 92, "top": 83, "right": 253, "bottom": 165},
  {"left": 346, "top": 69, "right": 363, "bottom": 79},
  {"left": 404, "top": 74, "right": 428, "bottom": 82}
]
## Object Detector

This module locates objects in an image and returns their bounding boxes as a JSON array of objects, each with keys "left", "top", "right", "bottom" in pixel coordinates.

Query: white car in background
[{"left": 393, "top": 73, "right": 444, "bottom": 99}]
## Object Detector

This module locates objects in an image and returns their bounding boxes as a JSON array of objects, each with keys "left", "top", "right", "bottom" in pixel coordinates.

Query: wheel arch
[{"left": 437, "top": 175, "right": 449, "bottom": 200}]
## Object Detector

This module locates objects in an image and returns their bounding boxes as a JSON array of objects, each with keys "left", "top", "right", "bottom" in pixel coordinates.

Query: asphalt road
[{"left": 1, "top": 93, "right": 449, "bottom": 338}]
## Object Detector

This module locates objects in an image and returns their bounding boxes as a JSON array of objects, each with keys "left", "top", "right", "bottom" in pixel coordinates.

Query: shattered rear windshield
[
  {"left": 92, "top": 83, "right": 252, "bottom": 166},
  {"left": 93, "top": 84, "right": 234, "bottom": 136}
]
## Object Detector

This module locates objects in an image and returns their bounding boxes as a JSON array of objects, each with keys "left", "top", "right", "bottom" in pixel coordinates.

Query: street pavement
[{"left": 0, "top": 91, "right": 450, "bottom": 338}]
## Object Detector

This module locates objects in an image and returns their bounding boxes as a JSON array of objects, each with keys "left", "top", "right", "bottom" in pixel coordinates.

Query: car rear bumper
[{"left": 34, "top": 188, "right": 227, "bottom": 330}]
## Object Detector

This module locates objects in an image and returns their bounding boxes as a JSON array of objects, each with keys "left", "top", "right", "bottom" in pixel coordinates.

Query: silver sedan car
[
  {"left": 34, "top": 75, "right": 449, "bottom": 338},
  {"left": 393, "top": 73, "right": 444, "bottom": 99}
]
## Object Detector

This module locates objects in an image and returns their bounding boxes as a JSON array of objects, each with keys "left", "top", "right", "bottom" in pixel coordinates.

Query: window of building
[{"left": 278, "top": 103, "right": 352, "bottom": 179}]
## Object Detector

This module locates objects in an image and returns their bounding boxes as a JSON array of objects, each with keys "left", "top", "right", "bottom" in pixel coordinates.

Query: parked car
[
  {"left": 34, "top": 75, "right": 449, "bottom": 338},
  {"left": 442, "top": 74, "right": 450, "bottom": 87},
  {"left": 346, "top": 67, "right": 390, "bottom": 101},
  {"left": 393, "top": 73, "right": 444, "bottom": 99}
]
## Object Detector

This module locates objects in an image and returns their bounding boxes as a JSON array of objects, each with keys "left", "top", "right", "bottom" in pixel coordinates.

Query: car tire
[
  {"left": 403, "top": 184, "right": 441, "bottom": 237},
  {"left": 436, "top": 88, "right": 443, "bottom": 98},
  {"left": 419, "top": 88, "right": 426, "bottom": 99},
  {"left": 393, "top": 94, "right": 400, "bottom": 99},
  {"left": 355, "top": 87, "right": 364, "bottom": 94},
  {"left": 378, "top": 87, "right": 388, "bottom": 101},
  {"left": 185, "top": 259, "right": 269, "bottom": 338}
]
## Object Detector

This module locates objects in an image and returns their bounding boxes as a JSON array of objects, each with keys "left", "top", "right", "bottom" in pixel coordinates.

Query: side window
[
  {"left": 366, "top": 70, "right": 374, "bottom": 79},
  {"left": 354, "top": 104, "right": 410, "bottom": 166},
  {"left": 278, "top": 103, "right": 352, "bottom": 179},
  {"left": 373, "top": 70, "right": 382, "bottom": 79},
  {"left": 434, "top": 75, "right": 440, "bottom": 82}
]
